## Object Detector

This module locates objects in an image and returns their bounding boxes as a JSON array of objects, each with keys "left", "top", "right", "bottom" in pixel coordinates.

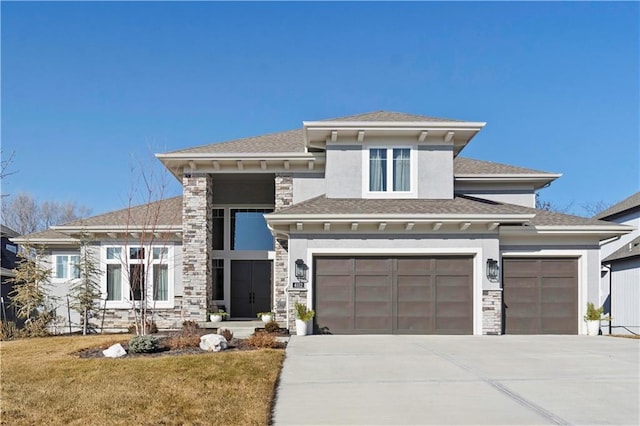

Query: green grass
[{"left": 0, "top": 335, "right": 285, "bottom": 425}]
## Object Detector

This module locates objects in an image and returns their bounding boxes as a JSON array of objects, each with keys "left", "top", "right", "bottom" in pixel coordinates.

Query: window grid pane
[
  {"left": 71, "top": 255, "right": 81, "bottom": 279},
  {"left": 212, "top": 259, "right": 224, "bottom": 300},
  {"left": 107, "top": 264, "right": 122, "bottom": 300},
  {"left": 106, "top": 247, "right": 121, "bottom": 260},
  {"left": 154, "top": 264, "right": 169, "bottom": 301},
  {"left": 56, "top": 256, "right": 68, "bottom": 279},
  {"left": 153, "top": 247, "right": 168, "bottom": 260},
  {"left": 369, "top": 149, "right": 387, "bottom": 191},
  {"left": 392, "top": 148, "right": 410, "bottom": 191}
]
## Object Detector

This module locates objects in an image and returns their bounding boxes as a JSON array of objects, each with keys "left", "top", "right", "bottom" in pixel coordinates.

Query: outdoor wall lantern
[
  {"left": 295, "top": 259, "right": 308, "bottom": 282},
  {"left": 486, "top": 258, "right": 500, "bottom": 282}
]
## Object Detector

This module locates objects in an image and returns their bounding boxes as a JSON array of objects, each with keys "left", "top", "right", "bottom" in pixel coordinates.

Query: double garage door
[{"left": 314, "top": 256, "right": 473, "bottom": 334}]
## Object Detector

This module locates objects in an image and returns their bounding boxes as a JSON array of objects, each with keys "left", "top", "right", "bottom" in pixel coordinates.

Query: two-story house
[
  {"left": 13, "top": 111, "right": 631, "bottom": 334},
  {"left": 595, "top": 192, "right": 640, "bottom": 335}
]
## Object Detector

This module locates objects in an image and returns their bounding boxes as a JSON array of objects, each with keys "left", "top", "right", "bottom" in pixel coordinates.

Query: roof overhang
[
  {"left": 499, "top": 224, "right": 633, "bottom": 240},
  {"left": 303, "top": 120, "right": 486, "bottom": 156},
  {"left": 265, "top": 212, "right": 533, "bottom": 236},
  {"left": 49, "top": 225, "right": 183, "bottom": 241},
  {"left": 155, "top": 152, "right": 325, "bottom": 180},
  {"left": 455, "top": 174, "right": 563, "bottom": 189}
]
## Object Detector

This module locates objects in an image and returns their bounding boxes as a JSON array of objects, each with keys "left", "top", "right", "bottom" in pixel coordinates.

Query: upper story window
[
  {"left": 368, "top": 147, "right": 412, "bottom": 193},
  {"left": 55, "top": 255, "right": 80, "bottom": 279}
]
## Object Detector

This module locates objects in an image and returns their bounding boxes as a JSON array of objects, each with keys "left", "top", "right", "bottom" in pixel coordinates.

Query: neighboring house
[
  {"left": 13, "top": 111, "right": 632, "bottom": 335},
  {"left": 594, "top": 192, "right": 640, "bottom": 335},
  {"left": 1, "top": 225, "right": 20, "bottom": 323}
]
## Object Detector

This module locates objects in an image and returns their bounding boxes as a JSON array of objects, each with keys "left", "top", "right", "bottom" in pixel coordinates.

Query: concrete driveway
[{"left": 272, "top": 335, "right": 639, "bottom": 425}]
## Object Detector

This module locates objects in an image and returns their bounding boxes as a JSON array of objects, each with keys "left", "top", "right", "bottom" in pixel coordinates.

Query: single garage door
[
  {"left": 314, "top": 256, "right": 473, "bottom": 334},
  {"left": 503, "top": 258, "right": 578, "bottom": 334}
]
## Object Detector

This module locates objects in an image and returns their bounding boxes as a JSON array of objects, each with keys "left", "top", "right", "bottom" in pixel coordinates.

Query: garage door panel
[
  {"left": 540, "top": 259, "right": 576, "bottom": 275},
  {"left": 397, "top": 276, "right": 432, "bottom": 300},
  {"left": 397, "top": 258, "right": 432, "bottom": 274},
  {"left": 435, "top": 257, "right": 469, "bottom": 273},
  {"left": 316, "top": 258, "right": 354, "bottom": 275},
  {"left": 504, "top": 258, "right": 578, "bottom": 335},
  {"left": 355, "top": 258, "right": 391, "bottom": 274}
]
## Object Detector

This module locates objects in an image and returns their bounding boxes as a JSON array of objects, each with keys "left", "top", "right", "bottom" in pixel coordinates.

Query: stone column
[
  {"left": 274, "top": 173, "right": 293, "bottom": 324},
  {"left": 482, "top": 289, "right": 503, "bottom": 335},
  {"left": 182, "top": 173, "right": 213, "bottom": 322}
]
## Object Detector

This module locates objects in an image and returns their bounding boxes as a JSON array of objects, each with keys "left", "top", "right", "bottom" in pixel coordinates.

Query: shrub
[
  {"left": 294, "top": 303, "right": 315, "bottom": 322},
  {"left": 127, "top": 321, "right": 158, "bottom": 335},
  {"left": 165, "top": 334, "right": 201, "bottom": 350},
  {"left": 218, "top": 328, "right": 233, "bottom": 342},
  {"left": 264, "top": 320, "right": 280, "bottom": 334},
  {"left": 584, "top": 302, "right": 605, "bottom": 321},
  {"left": 19, "top": 313, "right": 53, "bottom": 338},
  {"left": 128, "top": 335, "right": 161, "bottom": 353},
  {"left": 181, "top": 320, "right": 200, "bottom": 335},
  {"left": 0, "top": 321, "right": 18, "bottom": 341},
  {"left": 246, "top": 332, "right": 279, "bottom": 349}
]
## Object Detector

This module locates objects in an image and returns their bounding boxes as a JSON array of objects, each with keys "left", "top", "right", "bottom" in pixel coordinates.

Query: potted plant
[
  {"left": 257, "top": 311, "right": 275, "bottom": 323},
  {"left": 294, "top": 302, "right": 314, "bottom": 336},
  {"left": 209, "top": 311, "right": 228, "bottom": 323},
  {"left": 584, "top": 302, "right": 609, "bottom": 335}
]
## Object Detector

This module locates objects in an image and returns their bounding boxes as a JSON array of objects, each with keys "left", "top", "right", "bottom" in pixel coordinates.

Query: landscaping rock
[
  {"left": 199, "top": 334, "right": 228, "bottom": 352},
  {"left": 103, "top": 343, "right": 126, "bottom": 358}
]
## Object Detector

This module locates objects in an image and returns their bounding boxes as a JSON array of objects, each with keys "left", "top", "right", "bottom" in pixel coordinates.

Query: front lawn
[{"left": 0, "top": 335, "right": 285, "bottom": 425}]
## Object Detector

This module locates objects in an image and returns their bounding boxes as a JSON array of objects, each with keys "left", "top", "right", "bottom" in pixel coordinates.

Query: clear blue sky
[{"left": 2, "top": 2, "right": 638, "bottom": 218}]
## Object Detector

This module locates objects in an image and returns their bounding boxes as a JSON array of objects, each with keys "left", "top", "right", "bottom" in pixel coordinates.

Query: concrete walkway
[{"left": 272, "top": 335, "right": 639, "bottom": 425}]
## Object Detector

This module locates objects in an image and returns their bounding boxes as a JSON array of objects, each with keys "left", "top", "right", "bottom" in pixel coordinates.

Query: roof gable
[
  {"left": 594, "top": 192, "right": 640, "bottom": 220},
  {"left": 603, "top": 236, "right": 640, "bottom": 263}
]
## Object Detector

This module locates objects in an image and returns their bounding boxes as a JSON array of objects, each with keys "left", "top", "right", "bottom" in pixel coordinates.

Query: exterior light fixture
[
  {"left": 295, "top": 259, "right": 308, "bottom": 282},
  {"left": 486, "top": 258, "right": 499, "bottom": 282}
]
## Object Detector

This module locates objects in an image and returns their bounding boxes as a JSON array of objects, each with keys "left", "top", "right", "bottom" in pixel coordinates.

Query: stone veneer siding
[
  {"left": 99, "top": 298, "right": 185, "bottom": 332},
  {"left": 274, "top": 173, "right": 293, "bottom": 326},
  {"left": 182, "top": 174, "right": 213, "bottom": 322},
  {"left": 482, "top": 289, "right": 503, "bottom": 335},
  {"left": 287, "top": 289, "right": 308, "bottom": 333}
]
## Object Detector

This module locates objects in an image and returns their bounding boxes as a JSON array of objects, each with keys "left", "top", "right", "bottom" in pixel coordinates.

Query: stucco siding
[
  {"left": 293, "top": 172, "right": 326, "bottom": 203},
  {"left": 418, "top": 146, "right": 453, "bottom": 199},
  {"left": 325, "top": 144, "right": 362, "bottom": 198},
  {"left": 455, "top": 182, "right": 536, "bottom": 208}
]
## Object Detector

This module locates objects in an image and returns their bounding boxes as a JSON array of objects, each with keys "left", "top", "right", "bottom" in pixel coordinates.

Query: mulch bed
[{"left": 74, "top": 333, "right": 287, "bottom": 359}]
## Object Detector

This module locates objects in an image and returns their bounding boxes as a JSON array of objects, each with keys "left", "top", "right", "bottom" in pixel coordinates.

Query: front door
[{"left": 230, "top": 260, "right": 272, "bottom": 318}]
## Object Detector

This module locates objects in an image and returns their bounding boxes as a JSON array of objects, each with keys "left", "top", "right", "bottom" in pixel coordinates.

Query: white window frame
[
  {"left": 101, "top": 244, "right": 174, "bottom": 309},
  {"left": 52, "top": 253, "right": 81, "bottom": 280},
  {"left": 362, "top": 144, "right": 418, "bottom": 198}
]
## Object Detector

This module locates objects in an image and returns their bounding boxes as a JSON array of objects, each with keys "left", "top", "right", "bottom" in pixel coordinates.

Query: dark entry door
[{"left": 231, "top": 260, "right": 272, "bottom": 318}]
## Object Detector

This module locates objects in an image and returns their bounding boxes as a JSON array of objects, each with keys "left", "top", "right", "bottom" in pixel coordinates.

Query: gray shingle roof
[
  {"left": 60, "top": 196, "right": 183, "bottom": 228},
  {"left": 168, "top": 128, "right": 305, "bottom": 154},
  {"left": 268, "top": 194, "right": 616, "bottom": 227},
  {"left": 165, "top": 111, "right": 472, "bottom": 155},
  {"left": 454, "top": 157, "right": 554, "bottom": 175},
  {"left": 603, "top": 236, "right": 640, "bottom": 262},
  {"left": 269, "top": 194, "right": 526, "bottom": 216},
  {"left": 318, "top": 110, "right": 468, "bottom": 122},
  {"left": 594, "top": 192, "right": 640, "bottom": 220}
]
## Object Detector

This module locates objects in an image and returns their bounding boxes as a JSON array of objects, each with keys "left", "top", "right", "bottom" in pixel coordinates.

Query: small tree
[
  {"left": 69, "top": 235, "right": 102, "bottom": 335},
  {"left": 8, "top": 244, "right": 55, "bottom": 337}
]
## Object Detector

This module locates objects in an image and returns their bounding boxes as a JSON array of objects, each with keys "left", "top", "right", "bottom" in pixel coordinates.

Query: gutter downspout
[{"left": 602, "top": 263, "right": 612, "bottom": 335}]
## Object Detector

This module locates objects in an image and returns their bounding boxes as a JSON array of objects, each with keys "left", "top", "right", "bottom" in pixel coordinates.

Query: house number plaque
[{"left": 292, "top": 282, "right": 306, "bottom": 289}]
